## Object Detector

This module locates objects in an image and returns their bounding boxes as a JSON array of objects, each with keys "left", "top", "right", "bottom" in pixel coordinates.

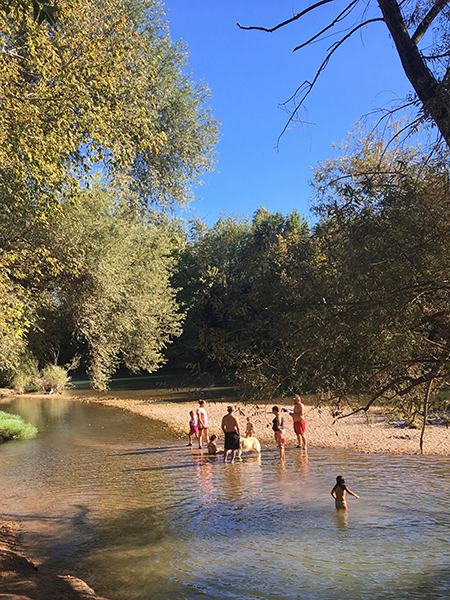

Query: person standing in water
[
  {"left": 331, "top": 476, "right": 359, "bottom": 509},
  {"left": 272, "top": 406, "right": 286, "bottom": 460},
  {"left": 221, "top": 406, "right": 240, "bottom": 463},
  {"left": 188, "top": 410, "right": 198, "bottom": 446},
  {"left": 290, "top": 394, "right": 307, "bottom": 449},
  {"left": 196, "top": 400, "right": 209, "bottom": 449}
]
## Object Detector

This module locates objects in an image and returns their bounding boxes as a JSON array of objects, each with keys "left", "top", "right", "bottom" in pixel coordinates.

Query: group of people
[
  {"left": 187, "top": 398, "right": 359, "bottom": 509},
  {"left": 188, "top": 400, "right": 249, "bottom": 462},
  {"left": 187, "top": 395, "right": 308, "bottom": 463}
]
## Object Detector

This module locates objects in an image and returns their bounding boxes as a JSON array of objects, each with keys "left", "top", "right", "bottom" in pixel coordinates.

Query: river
[{"left": 1, "top": 396, "right": 449, "bottom": 600}]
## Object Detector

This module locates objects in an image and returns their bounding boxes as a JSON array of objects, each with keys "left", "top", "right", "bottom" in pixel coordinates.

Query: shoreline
[
  {"left": 0, "top": 518, "right": 109, "bottom": 600},
  {"left": 60, "top": 392, "right": 450, "bottom": 456},
  {"left": 0, "top": 390, "right": 449, "bottom": 599}
]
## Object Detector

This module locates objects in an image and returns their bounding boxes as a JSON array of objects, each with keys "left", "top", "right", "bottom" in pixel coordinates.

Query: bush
[
  {"left": 10, "top": 355, "right": 41, "bottom": 393},
  {"left": 40, "top": 365, "right": 70, "bottom": 393},
  {"left": 0, "top": 411, "right": 38, "bottom": 442}
]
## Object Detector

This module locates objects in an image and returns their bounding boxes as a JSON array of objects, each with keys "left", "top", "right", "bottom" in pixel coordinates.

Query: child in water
[
  {"left": 245, "top": 416, "right": 255, "bottom": 438},
  {"left": 331, "top": 475, "right": 359, "bottom": 509},
  {"left": 207, "top": 434, "right": 223, "bottom": 455},
  {"left": 188, "top": 410, "right": 198, "bottom": 446}
]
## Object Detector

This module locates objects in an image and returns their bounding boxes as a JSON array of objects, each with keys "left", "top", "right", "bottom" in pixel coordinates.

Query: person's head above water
[{"left": 336, "top": 475, "right": 346, "bottom": 487}]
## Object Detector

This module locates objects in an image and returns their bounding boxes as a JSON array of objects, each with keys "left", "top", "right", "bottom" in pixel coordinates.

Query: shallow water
[{"left": 1, "top": 396, "right": 449, "bottom": 600}]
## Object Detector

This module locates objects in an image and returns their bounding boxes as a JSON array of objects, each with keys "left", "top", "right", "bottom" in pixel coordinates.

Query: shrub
[
  {"left": 40, "top": 365, "right": 70, "bottom": 393},
  {"left": 10, "top": 355, "right": 41, "bottom": 393},
  {"left": 0, "top": 411, "right": 38, "bottom": 442}
]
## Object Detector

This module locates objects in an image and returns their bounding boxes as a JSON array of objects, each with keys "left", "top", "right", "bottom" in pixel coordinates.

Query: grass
[{"left": 0, "top": 411, "right": 38, "bottom": 442}]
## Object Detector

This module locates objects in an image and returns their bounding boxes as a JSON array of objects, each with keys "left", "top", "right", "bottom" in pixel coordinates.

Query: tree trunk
[
  {"left": 419, "top": 379, "right": 433, "bottom": 454},
  {"left": 377, "top": 0, "right": 450, "bottom": 147}
]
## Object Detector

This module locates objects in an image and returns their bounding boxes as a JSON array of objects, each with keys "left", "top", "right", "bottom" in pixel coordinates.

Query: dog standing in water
[{"left": 238, "top": 436, "right": 261, "bottom": 458}]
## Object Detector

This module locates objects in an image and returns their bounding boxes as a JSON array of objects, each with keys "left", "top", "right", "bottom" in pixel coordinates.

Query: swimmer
[{"left": 331, "top": 475, "right": 359, "bottom": 509}]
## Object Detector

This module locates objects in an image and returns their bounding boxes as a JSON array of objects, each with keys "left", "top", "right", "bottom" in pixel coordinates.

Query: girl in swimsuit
[
  {"left": 188, "top": 410, "right": 198, "bottom": 446},
  {"left": 331, "top": 475, "right": 359, "bottom": 509},
  {"left": 272, "top": 406, "right": 286, "bottom": 460}
]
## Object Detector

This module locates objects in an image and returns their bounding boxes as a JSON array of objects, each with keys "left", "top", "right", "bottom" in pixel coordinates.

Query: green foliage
[
  {"left": 0, "top": 0, "right": 218, "bottom": 220},
  {"left": 35, "top": 183, "right": 184, "bottom": 389},
  {"left": 40, "top": 364, "right": 69, "bottom": 392},
  {"left": 7, "top": 352, "right": 41, "bottom": 392},
  {"left": 0, "top": 0, "right": 218, "bottom": 384},
  {"left": 0, "top": 410, "right": 38, "bottom": 440},
  {"left": 170, "top": 207, "right": 312, "bottom": 398}
]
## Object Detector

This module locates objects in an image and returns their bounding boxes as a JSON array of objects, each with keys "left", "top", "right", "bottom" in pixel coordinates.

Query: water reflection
[{"left": 0, "top": 397, "right": 449, "bottom": 600}]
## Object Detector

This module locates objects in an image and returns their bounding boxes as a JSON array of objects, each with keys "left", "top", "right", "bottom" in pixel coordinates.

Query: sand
[{"left": 69, "top": 394, "right": 450, "bottom": 456}]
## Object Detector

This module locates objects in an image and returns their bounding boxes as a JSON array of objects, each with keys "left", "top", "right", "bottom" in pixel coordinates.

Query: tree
[
  {"left": 0, "top": 0, "right": 218, "bottom": 220},
  {"left": 238, "top": 0, "right": 450, "bottom": 147},
  {"left": 0, "top": 0, "right": 218, "bottom": 384},
  {"left": 171, "top": 208, "right": 312, "bottom": 399},
  {"left": 24, "top": 182, "right": 184, "bottom": 389},
  {"left": 307, "top": 134, "right": 450, "bottom": 438}
]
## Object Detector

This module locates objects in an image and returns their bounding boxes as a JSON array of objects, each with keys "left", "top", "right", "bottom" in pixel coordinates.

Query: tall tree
[
  {"left": 308, "top": 134, "right": 450, "bottom": 420},
  {"left": 0, "top": 0, "right": 218, "bottom": 383}
]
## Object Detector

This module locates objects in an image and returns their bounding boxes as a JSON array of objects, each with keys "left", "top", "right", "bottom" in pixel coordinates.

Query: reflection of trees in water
[{"left": 2, "top": 397, "right": 71, "bottom": 431}]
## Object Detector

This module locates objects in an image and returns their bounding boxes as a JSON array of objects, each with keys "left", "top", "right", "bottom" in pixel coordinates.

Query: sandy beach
[{"left": 62, "top": 392, "right": 450, "bottom": 456}]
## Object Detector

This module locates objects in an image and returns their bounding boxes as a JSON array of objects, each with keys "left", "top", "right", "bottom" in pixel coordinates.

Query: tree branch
[
  {"left": 293, "top": 0, "right": 359, "bottom": 52},
  {"left": 277, "top": 18, "right": 383, "bottom": 147},
  {"left": 411, "top": 0, "right": 450, "bottom": 45},
  {"left": 237, "top": 0, "right": 335, "bottom": 33}
]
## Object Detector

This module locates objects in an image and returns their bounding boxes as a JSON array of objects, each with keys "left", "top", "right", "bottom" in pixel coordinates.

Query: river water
[{"left": 1, "top": 396, "right": 449, "bottom": 600}]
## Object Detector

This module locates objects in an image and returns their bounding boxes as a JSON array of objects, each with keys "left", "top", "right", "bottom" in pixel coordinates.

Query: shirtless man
[
  {"left": 221, "top": 406, "right": 240, "bottom": 463},
  {"left": 196, "top": 400, "right": 209, "bottom": 449},
  {"left": 290, "top": 394, "right": 307, "bottom": 449}
]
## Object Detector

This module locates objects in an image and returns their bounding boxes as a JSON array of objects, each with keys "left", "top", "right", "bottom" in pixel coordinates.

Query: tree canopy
[{"left": 0, "top": 0, "right": 219, "bottom": 388}]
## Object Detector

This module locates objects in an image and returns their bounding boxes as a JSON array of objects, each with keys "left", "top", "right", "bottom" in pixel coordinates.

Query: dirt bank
[{"left": 0, "top": 518, "right": 109, "bottom": 600}]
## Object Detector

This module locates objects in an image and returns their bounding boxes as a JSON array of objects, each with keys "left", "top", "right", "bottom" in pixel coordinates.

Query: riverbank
[
  {"left": 62, "top": 392, "right": 450, "bottom": 456},
  {"left": 0, "top": 518, "right": 109, "bottom": 600}
]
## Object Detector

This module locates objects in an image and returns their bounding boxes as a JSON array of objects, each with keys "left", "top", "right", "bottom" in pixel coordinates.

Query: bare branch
[
  {"left": 293, "top": 0, "right": 360, "bottom": 51},
  {"left": 276, "top": 18, "right": 383, "bottom": 148},
  {"left": 411, "top": 0, "right": 450, "bottom": 45},
  {"left": 237, "top": 0, "right": 334, "bottom": 33}
]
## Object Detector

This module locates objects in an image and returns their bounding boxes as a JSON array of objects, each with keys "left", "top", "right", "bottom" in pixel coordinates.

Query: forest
[{"left": 1, "top": 0, "right": 450, "bottom": 432}]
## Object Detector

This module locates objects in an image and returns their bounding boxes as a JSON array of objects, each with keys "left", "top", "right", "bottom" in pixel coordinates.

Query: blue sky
[{"left": 163, "top": 0, "right": 412, "bottom": 226}]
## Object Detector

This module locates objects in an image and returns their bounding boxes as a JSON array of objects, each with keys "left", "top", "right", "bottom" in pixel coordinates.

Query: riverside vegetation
[
  {"left": 1, "top": 0, "right": 450, "bottom": 438},
  {"left": 0, "top": 410, "right": 37, "bottom": 442}
]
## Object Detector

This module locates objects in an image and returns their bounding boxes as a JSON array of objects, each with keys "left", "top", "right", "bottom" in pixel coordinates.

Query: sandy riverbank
[{"left": 62, "top": 393, "right": 450, "bottom": 456}]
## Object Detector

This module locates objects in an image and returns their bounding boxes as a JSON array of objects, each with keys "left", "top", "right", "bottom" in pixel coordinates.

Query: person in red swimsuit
[{"left": 290, "top": 395, "right": 307, "bottom": 449}]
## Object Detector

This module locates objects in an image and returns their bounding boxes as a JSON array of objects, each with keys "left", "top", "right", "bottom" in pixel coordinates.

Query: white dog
[{"left": 238, "top": 436, "right": 261, "bottom": 458}]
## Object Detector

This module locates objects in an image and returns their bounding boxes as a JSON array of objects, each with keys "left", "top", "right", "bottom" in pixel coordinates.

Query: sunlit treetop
[{"left": 0, "top": 0, "right": 219, "bottom": 221}]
